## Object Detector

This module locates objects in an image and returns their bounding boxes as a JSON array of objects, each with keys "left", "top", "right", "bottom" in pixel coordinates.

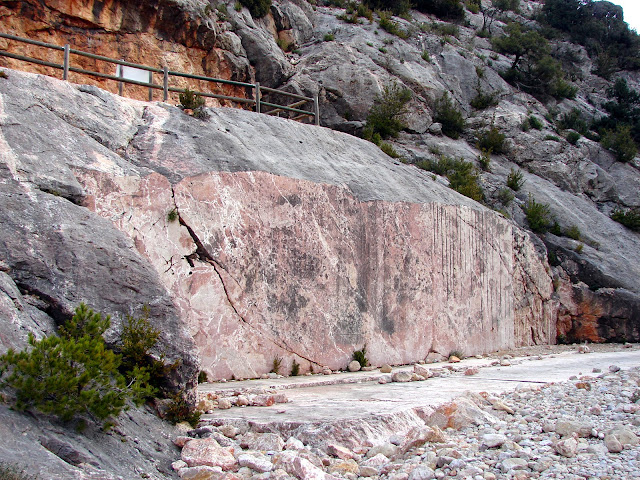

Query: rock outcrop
[{"left": 0, "top": 69, "right": 555, "bottom": 381}]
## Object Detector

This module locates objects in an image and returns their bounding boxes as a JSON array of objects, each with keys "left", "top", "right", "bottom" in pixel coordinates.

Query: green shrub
[
  {"left": 197, "top": 371, "right": 209, "bottom": 383},
  {"left": 165, "top": 390, "right": 201, "bottom": 427},
  {"left": 470, "top": 90, "right": 498, "bottom": 110},
  {"left": 323, "top": 33, "right": 335, "bottom": 41},
  {"left": 362, "top": 0, "right": 411, "bottom": 16},
  {"left": 0, "top": 304, "right": 149, "bottom": 428},
  {"left": 523, "top": 194, "right": 553, "bottom": 233},
  {"left": 477, "top": 126, "right": 506, "bottom": 154},
  {"left": 352, "top": 345, "right": 369, "bottom": 368},
  {"left": 496, "top": 187, "right": 514, "bottom": 206},
  {"left": 565, "top": 225, "right": 581, "bottom": 240},
  {"left": 179, "top": 87, "right": 205, "bottom": 111},
  {"left": 239, "top": 0, "right": 271, "bottom": 18},
  {"left": 433, "top": 93, "right": 465, "bottom": 139},
  {"left": 566, "top": 131, "right": 581, "bottom": 145},
  {"left": 601, "top": 125, "right": 638, "bottom": 162},
  {"left": 270, "top": 356, "right": 283, "bottom": 374},
  {"left": 378, "top": 11, "right": 408, "bottom": 39},
  {"left": 544, "top": 134, "right": 561, "bottom": 142},
  {"left": 478, "top": 149, "right": 491, "bottom": 171},
  {"left": 558, "top": 108, "right": 588, "bottom": 133},
  {"left": 290, "top": 359, "right": 300, "bottom": 376},
  {"left": 363, "top": 84, "right": 412, "bottom": 140},
  {"left": 428, "top": 22, "right": 460, "bottom": 38},
  {"left": 528, "top": 115, "right": 544, "bottom": 130},
  {"left": 235, "top": 2, "right": 243, "bottom": 12},
  {"left": 422, "top": 50, "right": 431, "bottom": 62},
  {"left": 380, "top": 142, "right": 401, "bottom": 158},
  {"left": 418, "top": 156, "right": 483, "bottom": 201},
  {"left": 506, "top": 168, "right": 524, "bottom": 191},
  {"left": 167, "top": 208, "right": 178, "bottom": 222},
  {"left": 611, "top": 208, "right": 640, "bottom": 231}
]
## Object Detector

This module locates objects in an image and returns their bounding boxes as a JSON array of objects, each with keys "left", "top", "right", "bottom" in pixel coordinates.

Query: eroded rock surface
[{"left": 0, "top": 70, "right": 555, "bottom": 381}]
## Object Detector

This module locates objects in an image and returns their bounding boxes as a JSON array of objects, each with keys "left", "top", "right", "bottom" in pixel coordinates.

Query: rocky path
[{"left": 170, "top": 346, "right": 640, "bottom": 479}]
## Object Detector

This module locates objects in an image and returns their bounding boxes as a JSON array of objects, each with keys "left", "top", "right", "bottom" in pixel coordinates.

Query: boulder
[{"left": 181, "top": 438, "right": 237, "bottom": 470}]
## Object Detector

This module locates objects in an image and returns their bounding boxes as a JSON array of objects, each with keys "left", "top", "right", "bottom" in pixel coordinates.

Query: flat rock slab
[{"left": 202, "top": 349, "right": 640, "bottom": 426}]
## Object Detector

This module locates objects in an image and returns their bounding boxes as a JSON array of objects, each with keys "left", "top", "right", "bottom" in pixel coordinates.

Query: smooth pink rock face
[{"left": 79, "top": 170, "right": 555, "bottom": 380}]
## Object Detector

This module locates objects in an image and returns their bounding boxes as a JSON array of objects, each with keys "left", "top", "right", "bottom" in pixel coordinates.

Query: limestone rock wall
[{"left": 0, "top": 70, "right": 557, "bottom": 380}]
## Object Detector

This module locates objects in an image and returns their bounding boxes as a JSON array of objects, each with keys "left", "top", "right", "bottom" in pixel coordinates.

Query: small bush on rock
[
  {"left": 291, "top": 359, "right": 300, "bottom": 376},
  {"left": 506, "top": 168, "right": 525, "bottom": 191},
  {"left": 433, "top": 93, "right": 465, "bottom": 139},
  {"left": 239, "top": 0, "right": 271, "bottom": 18},
  {"left": 523, "top": 194, "right": 553, "bottom": 233},
  {"left": 418, "top": 156, "right": 484, "bottom": 202},
  {"left": 363, "top": 84, "right": 412, "bottom": 140},
  {"left": 601, "top": 124, "right": 638, "bottom": 162},
  {"left": 477, "top": 126, "right": 506, "bottom": 154},
  {"left": 0, "top": 304, "right": 150, "bottom": 428},
  {"left": 165, "top": 390, "right": 201, "bottom": 427},
  {"left": 352, "top": 345, "right": 369, "bottom": 368},
  {"left": 611, "top": 208, "right": 640, "bottom": 231},
  {"left": 566, "top": 131, "right": 581, "bottom": 145}
]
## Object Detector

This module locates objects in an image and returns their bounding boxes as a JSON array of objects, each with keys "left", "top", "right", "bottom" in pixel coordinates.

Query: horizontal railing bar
[
  {"left": 0, "top": 51, "right": 63, "bottom": 69},
  {"left": 0, "top": 32, "right": 65, "bottom": 51},
  {"left": 167, "top": 86, "right": 256, "bottom": 105},
  {"left": 168, "top": 70, "right": 255, "bottom": 89},
  {"left": 262, "top": 99, "right": 308, "bottom": 116},
  {"left": 68, "top": 49, "right": 164, "bottom": 73},
  {"left": 292, "top": 113, "right": 314, "bottom": 121},
  {"left": 259, "top": 86, "right": 313, "bottom": 102},
  {"left": 261, "top": 101, "right": 313, "bottom": 116}
]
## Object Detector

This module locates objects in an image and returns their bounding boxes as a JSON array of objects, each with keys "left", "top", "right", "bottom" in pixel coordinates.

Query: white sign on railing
[{"left": 116, "top": 65, "right": 150, "bottom": 83}]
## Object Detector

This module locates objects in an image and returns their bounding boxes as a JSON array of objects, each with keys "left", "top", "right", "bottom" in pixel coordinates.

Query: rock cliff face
[{"left": 0, "top": 69, "right": 554, "bottom": 381}]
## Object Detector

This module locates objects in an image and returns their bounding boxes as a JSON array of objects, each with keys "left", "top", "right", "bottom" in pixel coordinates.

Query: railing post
[
  {"left": 63, "top": 44, "right": 70, "bottom": 81},
  {"left": 148, "top": 70, "right": 153, "bottom": 102},
  {"left": 255, "top": 82, "right": 261, "bottom": 114},
  {"left": 163, "top": 66, "right": 169, "bottom": 102},
  {"left": 314, "top": 94, "right": 320, "bottom": 126},
  {"left": 118, "top": 60, "right": 124, "bottom": 96}
]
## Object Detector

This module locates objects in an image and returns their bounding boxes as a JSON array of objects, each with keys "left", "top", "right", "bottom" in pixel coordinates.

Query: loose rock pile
[{"left": 175, "top": 366, "right": 640, "bottom": 480}]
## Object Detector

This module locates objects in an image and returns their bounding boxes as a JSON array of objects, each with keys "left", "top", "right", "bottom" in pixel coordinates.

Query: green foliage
[
  {"left": 323, "top": 33, "right": 335, "bottom": 41},
  {"left": 363, "top": 84, "right": 412, "bottom": 140},
  {"left": 566, "top": 131, "right": 581, "bottom": 145},
  {"left": 0, "top": 305, "right": 135, "bottom": 427},
  {"left": 477, "top": 126, "right": 506, "bottom": 154},
  {"left": 352, "top": 345, "right": 369, "bottom": 368},
  {"left": 492, "top": 0, "right": 519, "bottom": 13},
  {"left": 239, "top": 0, "right": 271, "bottom": 18},
  {"left": 541, "top": 0, "right": 640, "bottom": 76},
  {"left": 271, "top": 356, "right": 282, "bottom": 374},
  {"left": 575, "top": 243, "right": 584, "bottom": 254},
  {"left": 167, "top": 208, "right": 178, "bottom": 222},
  {"left": 565, "top": 225, "right": 581, "bottom": 241},
  {"left": 559, "top": 108, "right": 588, "bottom": 134},
  {"left": 417, "top": 156, "right": 483, "bottom": 202},
  {"left": 523, "top": 194, "right": 553, "bottom": 233},
  {"left": 362, "top": 0, "right": 411, "bottom": 16},
  {"left": 0, "top": 464, "right": 37, "bottom": 480},
  {"left": 544, "top": 135, "right": 561, "bottom": 142},
  {"left": 428, "top": 22, "right": 460, "bottom": 38},
  {"left": 492, "top": 23, "right": 576, "bottom": 100},
  {"left": 598, "top": 78, "right": 640, "bottom": 146},
  {"left": 470, "top": 89, "right": 498, "bottom": 110},
  {"left": 422, "top": 50, "right": 431, "bottom": 62},
  {"left": 601, "top": 125, "right": 638, "bottom": 162},
  {"left": 165, "top": 390, "right": 201, "bottom": 427},
  {"left": 496, "top": 187, "right": 514, "bottom": 206},
  {"left": 276, "top": 37, "right": 292, "bottom": 52},
  {"left": 466, "top": 0, "right": 480, "bottom": 14},
  {"left": 433, "top": 93, "right": 465, "bottom": 139},
  {"left": 235, "top": 2, "right": 243, "bottom": 12},
  {"left": 118, "top": 308, "right": 165, "bottom": 400},
  {"left": 414, "top": 0, "right": 465, "bottom": 20},
  {"left": 179, "top": 87, "right": 205, "bottom": 111},
  {"left": 378, "top": 11, "right": 408, "bottom": 39},
  {"left": 380, "top": 142, "right": 401, "bottom": 158},
  {"left": 290, "top": 359, "right": 300, "bottom": 376},
  {"left": 506, "top": 168, "right": 524, "bottom": 191},
  {"left": 478, "top": 148, "right": 491, "bottom": 172},
  {"left": 611, "top": 208, "right": 640, "bottom": 232},
  {"left": 197, "top": 371, "right": 209, "bottom": 383}
]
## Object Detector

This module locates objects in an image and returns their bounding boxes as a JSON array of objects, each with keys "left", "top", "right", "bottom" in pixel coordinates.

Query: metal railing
[{"left": 0, "top": 32, "right": 319, "bottom": 125}]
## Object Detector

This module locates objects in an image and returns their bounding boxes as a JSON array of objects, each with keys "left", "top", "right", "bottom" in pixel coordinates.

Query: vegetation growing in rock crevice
[
  {"left": 433, "top": 93, "right": 465, "bottom": 139},
  {"left": 363, "top": 83, "right": 412, "bottom": 141},
  {"left": 417, "top": 156, "right": 483, "bottom": 202},
  {"left": 523, "top": 194, "right": 553, "bottom": 233},
  {"left": 239, "top": 0, "right": 272, "bottom": 18},
  {"left": 611, "top": 208, "right": 640, "bottom": 232},
  {"left": 0, "top": 304, "right": 153, "bottom": 428}
]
